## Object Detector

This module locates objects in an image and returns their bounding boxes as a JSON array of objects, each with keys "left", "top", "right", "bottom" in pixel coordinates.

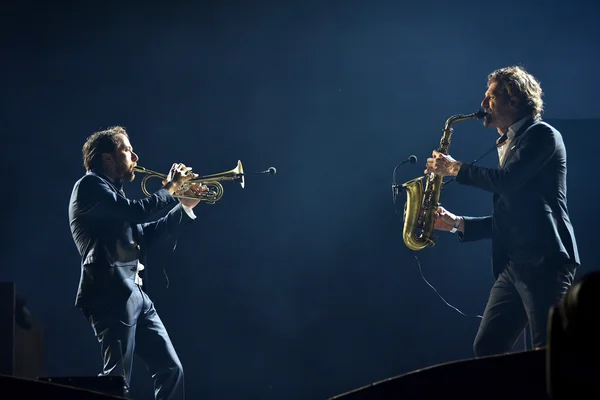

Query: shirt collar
[{"left": 506, "top": 115, "right": 530, "bottom": 141}]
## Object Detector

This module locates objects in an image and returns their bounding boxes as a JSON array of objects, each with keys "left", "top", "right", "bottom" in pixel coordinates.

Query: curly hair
[
  {"left": 82, "top": 126, "right": 128, "bottom": 172},
  {"left": 488, "top": 65, "right": 544, "bottom": 120}
]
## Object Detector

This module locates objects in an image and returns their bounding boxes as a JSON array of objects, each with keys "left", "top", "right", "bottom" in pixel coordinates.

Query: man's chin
[
  {"left": 126, "top": 172, "right": 136, "bottom": 182},
  {"left": 483, "top": 115, "right": 494, "bottom": 128}
]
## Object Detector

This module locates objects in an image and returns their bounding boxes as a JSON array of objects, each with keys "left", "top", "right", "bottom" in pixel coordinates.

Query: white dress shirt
[{"left": 497, "top": 116, "right": 529, "bottom": 166}]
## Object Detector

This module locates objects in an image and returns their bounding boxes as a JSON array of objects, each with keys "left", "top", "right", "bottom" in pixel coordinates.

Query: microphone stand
[{"left": 391, "top": 156, "right": 417, "bottom": 204}]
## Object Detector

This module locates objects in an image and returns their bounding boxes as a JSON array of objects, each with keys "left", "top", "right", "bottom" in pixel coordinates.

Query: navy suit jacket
[
  {"left": 456, "top": 118, "right": 580, "bottom": 278},
  {"left": 68, "top": 171, "right": 194, "bottom": 308}
]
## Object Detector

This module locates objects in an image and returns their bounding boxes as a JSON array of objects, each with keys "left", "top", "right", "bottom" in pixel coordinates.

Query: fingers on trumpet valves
[
  {"left": 192, "top": 186, "right": 205, "bottom": 196},
  {"left": 176, "top": 164, "right": 197, "bottom": 178}
]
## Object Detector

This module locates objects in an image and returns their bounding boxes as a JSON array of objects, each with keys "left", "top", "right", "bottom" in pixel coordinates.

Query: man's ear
[{"left": 101, "top": 153, "right": 112, "bottom": 163}]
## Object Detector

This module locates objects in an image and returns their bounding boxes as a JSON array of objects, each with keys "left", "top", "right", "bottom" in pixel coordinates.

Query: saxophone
[{"left": 401, "top": 110, "right": 487, "bottom": 251}]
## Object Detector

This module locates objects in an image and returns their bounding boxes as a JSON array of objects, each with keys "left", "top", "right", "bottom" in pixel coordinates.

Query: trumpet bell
[
  {"left": 197, "top": 159, "right": 245, "bottom": 189},
  {"left": 237, "top": 160, "right": 245, "bottom": 189}
]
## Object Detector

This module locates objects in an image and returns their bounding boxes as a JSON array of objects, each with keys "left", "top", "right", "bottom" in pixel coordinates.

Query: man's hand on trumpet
[
  {"left": 163, "top": 163, "right": 198, "bottom": 195},
  {"left": 179, "top": 182, "right": 210, "bottom": 208},
  {"left": 162, "top": 163, "right": 209, "bottom": 208}
]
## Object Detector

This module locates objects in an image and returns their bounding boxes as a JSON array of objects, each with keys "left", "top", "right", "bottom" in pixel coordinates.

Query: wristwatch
[{"left": 450, "top": 217, "right": 461, "bottom": 234}]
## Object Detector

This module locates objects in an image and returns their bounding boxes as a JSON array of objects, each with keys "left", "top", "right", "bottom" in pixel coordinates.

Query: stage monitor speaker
[
  {"left": 546, "top": 271, "right": 600, "bottom": 400},
  {"left": 330, "top": 348, "right": 549, "bottom": 400},
  {"left": 0, "top": 281, "right": 45, "bottom": 378},
  {"left": 0, "top": 374, "right": 126, "bottom": 399},
  {"left": 37, "top": 376, "right": 126, "bottom": 397}
]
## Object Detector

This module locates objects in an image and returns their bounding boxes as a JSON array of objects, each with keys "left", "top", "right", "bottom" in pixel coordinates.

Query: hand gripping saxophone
[{"left": 401, "top": 110, "right": 487, "bottom": 251}]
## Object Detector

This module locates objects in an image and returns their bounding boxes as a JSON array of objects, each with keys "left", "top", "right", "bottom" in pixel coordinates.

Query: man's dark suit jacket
[
  {"left": 68, "top": 171, "right": 193, "bottom": 308},
  {"left": 456, "top": 118, "right": 580, "bottom": 278}
]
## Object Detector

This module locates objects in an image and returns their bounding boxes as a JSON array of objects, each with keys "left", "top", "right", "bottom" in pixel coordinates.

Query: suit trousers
[
  {"left": 473, "top": 259, "right": 576, "bottom": 357},
  {"left": 82, "top": 284, "right": 184, "bottom": 399}
]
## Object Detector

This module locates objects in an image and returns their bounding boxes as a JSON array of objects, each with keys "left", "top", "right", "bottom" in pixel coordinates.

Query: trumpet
[{"left": 133, "top": 160, "right": 245, "bottom": 205}]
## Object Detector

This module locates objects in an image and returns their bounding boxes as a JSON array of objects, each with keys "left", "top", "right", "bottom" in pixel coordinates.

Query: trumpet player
[
  {"left": 425, "top": 66, "right": 579, "bottom": 357},
  {"left": 68, "top": 126, "right": 207, "bottom": 398}
]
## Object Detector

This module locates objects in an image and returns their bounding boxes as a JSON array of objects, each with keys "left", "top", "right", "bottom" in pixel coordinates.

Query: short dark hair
[
  {"left": 488, "top": 65, "right": 544, "bottom": 120},
  {"left": 82, "top": 126, "right": 128, "bottom": 172}
]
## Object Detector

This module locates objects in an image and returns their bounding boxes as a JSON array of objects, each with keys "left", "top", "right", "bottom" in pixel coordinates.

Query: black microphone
[
  {"left": 252, "top": 167, "right": 276, "bottom": 175},
  {"left": 398, "top": 155, "right": 417, "bottom": 167},
  {"left": 392, "top": 155, "right": 418, "bottom": 198},
  {"left": 237, "top": 167, "right": 277, "bottom": 177}
]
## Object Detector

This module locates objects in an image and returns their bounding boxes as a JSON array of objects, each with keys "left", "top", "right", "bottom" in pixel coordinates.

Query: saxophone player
[{"left": 424, "top": 66, "right": 580, "bottom": 357}]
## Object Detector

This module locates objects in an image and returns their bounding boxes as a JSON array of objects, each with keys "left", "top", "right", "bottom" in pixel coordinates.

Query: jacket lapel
[{"left": 500, "top": 118, "right": 537, "bottom": 168}]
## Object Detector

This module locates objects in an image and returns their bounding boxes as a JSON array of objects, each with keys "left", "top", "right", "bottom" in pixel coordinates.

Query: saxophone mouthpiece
[{"left": 474, "top": 109, "right": 488, "bottom": 119}]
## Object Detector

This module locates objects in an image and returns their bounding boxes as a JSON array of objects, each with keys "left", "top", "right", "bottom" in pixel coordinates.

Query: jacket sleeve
[
  {"left": 140, "top": 203, "right": 195, "bottom": 247},
  {"left": 455, "top": 124, "right": 556, "bottom": 195},
  {"left": 458, "top": 216, "right": 492, "bottom": 242},
  {"left": 74, "top": 174, "right": 178, "bottom": 223}
]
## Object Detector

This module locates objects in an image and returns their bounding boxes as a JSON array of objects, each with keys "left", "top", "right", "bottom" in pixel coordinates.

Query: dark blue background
[{"left": 3, "top": 0, "right": 599, "bottom": 398}]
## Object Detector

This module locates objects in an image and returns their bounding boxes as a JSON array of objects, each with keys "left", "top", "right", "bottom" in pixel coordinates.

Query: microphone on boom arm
[{"left": 391, "top": 155, "right": 418, "bottom": 200}]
